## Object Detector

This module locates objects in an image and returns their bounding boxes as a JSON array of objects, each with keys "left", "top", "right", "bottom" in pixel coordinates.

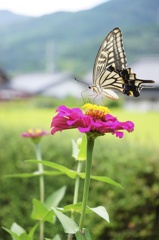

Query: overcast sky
[{"left": 0, "top": 0, "right": 107, "bottom": 16}]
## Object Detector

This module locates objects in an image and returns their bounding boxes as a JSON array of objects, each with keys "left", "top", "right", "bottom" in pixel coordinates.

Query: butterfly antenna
[
  {"left": 74, "top": 77, "right": 93, "bottom": 102},
  {"left": 74, "top": 77, "right": 90, "bottom": 88}
]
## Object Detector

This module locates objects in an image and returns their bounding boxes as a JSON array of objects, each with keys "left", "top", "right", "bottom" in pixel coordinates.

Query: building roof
[
  {"left": 131, "top": 56, "right": 159, "bottom": 86},
  {"left": 10, "top": 71, "right": 84, "bottom": 98},
  {"left": 0, "top": 67, "right": 10, "bottom": 84}
]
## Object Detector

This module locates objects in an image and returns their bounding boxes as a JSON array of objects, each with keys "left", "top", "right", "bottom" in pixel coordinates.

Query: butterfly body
[{"left": 91, "top": 27, "right": 155, "bottom": 100}]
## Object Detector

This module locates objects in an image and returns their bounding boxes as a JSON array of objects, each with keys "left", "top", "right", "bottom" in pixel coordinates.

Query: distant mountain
[
  {"left": 0, "top": 0, "right": 159, "bottom": 75},
  {"left": 0, "top": 10, "right": 32, "bottom": 27}
]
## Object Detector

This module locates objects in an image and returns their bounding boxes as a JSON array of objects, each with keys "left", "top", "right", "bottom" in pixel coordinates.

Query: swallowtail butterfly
[{"left": 90, "top": 27, "right": 155, "bottom": 100}]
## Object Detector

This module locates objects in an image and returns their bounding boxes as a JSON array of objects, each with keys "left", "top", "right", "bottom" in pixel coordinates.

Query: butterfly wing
[
  {"left": 121, "top": 68, "right": 155, "bottom": 97},
  {"left": 92, "top": 67, "right": 125, "bottom": 99},
  {"left": 93, "top": 27, "right": 127, "bottom": 83}
]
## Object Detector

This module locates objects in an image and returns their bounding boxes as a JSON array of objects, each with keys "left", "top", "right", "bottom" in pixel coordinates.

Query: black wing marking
[{"left": 120, "top": 68, "right": 155, "bottom": 97}]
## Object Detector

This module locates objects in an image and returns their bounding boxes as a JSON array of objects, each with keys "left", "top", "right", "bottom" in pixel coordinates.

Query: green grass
[
  {"left": 0, "top": 102, "right": 52, "bottom": 129},
  {"left": 1, "top": 107, "right": 52, "bottom": 129},
  {"left": 112, "top": 108, "right": 159, "bottom": 145},
  {"left": 1, "top": 98, "right": 158, "bottom": 144}
]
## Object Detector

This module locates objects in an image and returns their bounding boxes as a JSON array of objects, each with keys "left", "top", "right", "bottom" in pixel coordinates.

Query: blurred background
[{"left": 0, "top": 0, "right": 159, "bottom": 239}]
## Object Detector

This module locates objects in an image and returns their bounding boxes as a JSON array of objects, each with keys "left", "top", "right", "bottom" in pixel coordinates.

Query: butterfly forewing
[{"left": 93, "top": 28, "right": 127, "bottom": 83}]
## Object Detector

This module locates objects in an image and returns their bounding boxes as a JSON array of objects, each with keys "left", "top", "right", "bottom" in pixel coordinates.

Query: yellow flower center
[
  {"left": 28, "top": 129, "right": 41, "bottom": 135},
  {"left": 82, "top": 103, "right": 110, "bottom": 121}
]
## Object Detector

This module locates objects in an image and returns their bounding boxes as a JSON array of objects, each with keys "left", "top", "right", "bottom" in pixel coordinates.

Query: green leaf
[
  {"left": 11, "top": 223, "right": 26, "bottom": 236},
  {"left": 52, "top": 207, "right": 79, "bottom": 234},
  {"left": 45, "top": 186, "right": 66, "bottom": 209},
  {"left": 79, "top": 173, "right": 124, "bottom": 189},
  {"left": 76, "top": 228, "right": 92, "bottom": 240},
  {"left": 90, "top": 175, "right": 124, "bottom": 189},
  {"left": 5, "top": 173, "right": 37, "bottom": 178},
  {"left": 72, "top": 136, "right": 86, "bottom": 161},
  {"left": 62, "top": 202, "right": 91, "bottom": 214},
  {"left": 89, "top": 206, "right": 110, "bottom": 223},
  {"left": 63, "top": 202, "right": 83, "bottom": 213},
  {"left": 26, "top": 160, "right": 77, "bottom": 178},
  {"left": 72, "top": 138, "right": 80, "bottom": 159},
  {"left": 3, "top": 223, "right": 32, "bottom": 240},
  {"left": 42, "top": 171, "right": 63, "bottom": 176},
  {"left": 62, "top": 203, "right": 109, "bottom": 222},
  {"left": 31, "top": 199, "right": 48, "bottom": 220},
  {"left": 52, "top": 234, "right": 61, "bottom": 240},
  {"left": 5, "top": 171, "right": 62, "bottom": 178},
  {"left": 19, "top": 232, "right": 32, "bottom": 240},
  {"left": 42, "top": 209, "right": 55, "bottom": 223},
  {"left": 28, "top": 223, "right": 39, "bottom": 238},
  {"left": 45, "top": 235, "right": 61, "bottom": 240},
  {"left": 31, "top": 199, "right": 55, "bottom": 223},
  {"left": 84, "top": 229, "right": 92, "bottom": 240},
  {"left": 2, "top": 227, "right": 20, "bottom": 240},
  {"left": 76, "top": 231, "right": 85, "bottom": 240},
  {"left": 77, "top": 135, "right": 87, "bottom": 161}
]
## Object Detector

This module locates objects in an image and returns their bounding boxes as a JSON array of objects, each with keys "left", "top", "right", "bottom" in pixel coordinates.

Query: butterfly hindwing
[
  {"left": 96, "top": 68, "right": 124, "bottom": 92},
  {"left": 120, "top": 68, "right": 155, "bottom": 97}
]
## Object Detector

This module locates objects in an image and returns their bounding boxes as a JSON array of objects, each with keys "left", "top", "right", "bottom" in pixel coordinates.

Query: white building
[{"left": 10, "top": 71, "right": 84, "bottom": 99}]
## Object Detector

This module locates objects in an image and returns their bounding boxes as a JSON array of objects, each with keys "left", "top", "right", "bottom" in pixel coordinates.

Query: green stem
[
  {"left": 73, "top": 161, "right": 83, "bottom": 205},
  {"left": 79, "top": 135, "right": 95, "bottom": 231},
  {"left": 68, "top": 161, "right": 83, "bottom": 240},
  {"left": 35, "top": 143, "right": 45, "bottom": 240}
]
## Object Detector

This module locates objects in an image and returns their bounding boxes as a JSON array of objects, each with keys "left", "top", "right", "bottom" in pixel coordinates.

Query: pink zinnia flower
[
  {"left": 51, "top": 104, "right": 134, "bottom": 138},
  {"left": 22, "top": 129, "right": 49, "bottom": 143}
]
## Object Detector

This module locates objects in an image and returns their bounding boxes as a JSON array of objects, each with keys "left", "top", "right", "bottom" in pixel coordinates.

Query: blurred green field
[
  {"left": 0, "top": 98, "right": 158, "bottom": 143},
  {"left": 0, "top": 97, "right": 159, "bottom": 240}
]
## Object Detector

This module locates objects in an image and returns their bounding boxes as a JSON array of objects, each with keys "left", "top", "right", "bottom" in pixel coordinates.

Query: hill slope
[{"left": 0, "top": 0, "right": 159, "bottom": 75}]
